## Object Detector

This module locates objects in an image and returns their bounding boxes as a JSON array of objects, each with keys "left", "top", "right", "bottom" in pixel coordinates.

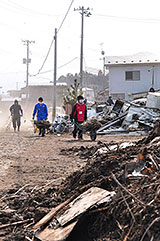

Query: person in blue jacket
[{"left": 32, "top": 97, "right": 48, "bottom": 136}]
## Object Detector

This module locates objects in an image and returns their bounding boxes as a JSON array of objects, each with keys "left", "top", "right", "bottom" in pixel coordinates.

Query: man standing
[
  {"left": 10, "top": 99, "right": 23, "bottom": 132},
  {"left": 32, "top": 97, "right": 48, "bottom": 136},
  {"left": 70, "top": 95, "right": 87, "bottom": 140}
]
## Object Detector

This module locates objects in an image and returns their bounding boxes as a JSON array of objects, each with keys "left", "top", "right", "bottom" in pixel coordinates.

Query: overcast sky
[{"left": 1, "top": 0, "right": 160, "bottom": 92}]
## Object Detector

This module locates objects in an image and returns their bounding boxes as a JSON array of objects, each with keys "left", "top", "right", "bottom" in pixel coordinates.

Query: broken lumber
[
  {"left": 37, "top": 221, "right": 77, "bottom": 241},
  {"left": 111, "top": 173, "right": 145, "bottom": 206},
  {"left": 32, "top": 197, "right": 74, "bottom": 231},
  {"left": 57, "top": 187, "right": 114, "bottom": 226},
  {"left": 36, "top": 187, "right": 115, "bottom": 241},
  {"left": 0, "top": 218, "right": 33, "bottom": 230}
]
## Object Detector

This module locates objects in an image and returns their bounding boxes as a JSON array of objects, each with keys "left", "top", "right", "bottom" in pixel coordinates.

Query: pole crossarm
[{"left": 22, "top": 40, "right": 35, "bottom": 88}]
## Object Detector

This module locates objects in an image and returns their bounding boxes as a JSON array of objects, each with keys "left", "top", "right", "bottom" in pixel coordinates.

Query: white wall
[{"left": 109, "top": 64, "right": 160, "bottom": 100}]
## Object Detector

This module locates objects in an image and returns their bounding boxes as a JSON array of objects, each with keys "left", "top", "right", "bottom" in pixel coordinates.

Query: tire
[{"left": 90, "top": 131, "right": 97, "bottom": 141}]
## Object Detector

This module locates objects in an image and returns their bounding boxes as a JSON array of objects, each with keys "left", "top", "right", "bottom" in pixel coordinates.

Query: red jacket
[{"left": 70, "top": 102, "right": 87, "bottom": 122}]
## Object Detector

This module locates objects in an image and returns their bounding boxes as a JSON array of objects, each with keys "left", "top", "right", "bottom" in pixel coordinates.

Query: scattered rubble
[
  {"left": 92, "top": 96, "right": 160, "bottom": 137},
  {"left": 1, "top": 125, "right": 160, "bottom": 240},
  {"left": 139, "top": 121, "right": 160, "bottom": 144},
  {"left": 31, "top": 93, "right": 160, "bottom": 140}
]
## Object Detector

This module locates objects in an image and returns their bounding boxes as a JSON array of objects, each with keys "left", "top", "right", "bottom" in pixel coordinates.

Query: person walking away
[
  {"left": 10, "top": 99, "right": 23, "bottom": 132},
  {"left": 32, "top": 97, "right": 48, "bottom": 137},
  {"left": 70, "top": 95, "right": 87, "bottom": 140}
]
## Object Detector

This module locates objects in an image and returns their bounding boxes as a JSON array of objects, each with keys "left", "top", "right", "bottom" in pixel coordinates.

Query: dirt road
[
  {"left": 0, "top": 129, "right": 142, "bottom": 195},
  {"left": 0, "top": 128, "right": 146, "bottom": 241}
]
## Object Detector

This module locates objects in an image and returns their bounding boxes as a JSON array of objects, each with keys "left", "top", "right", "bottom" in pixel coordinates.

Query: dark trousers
[
  {"left": 73, "top": 122, "right": 83, "bottom": 138},
  {"left": 12, "top": 116, "right": 21, "bottom": 131}
]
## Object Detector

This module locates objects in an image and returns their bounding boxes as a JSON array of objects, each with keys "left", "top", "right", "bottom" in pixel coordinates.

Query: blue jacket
[{"left": 33, "top": 103, "right": 48, "bottom": 121}]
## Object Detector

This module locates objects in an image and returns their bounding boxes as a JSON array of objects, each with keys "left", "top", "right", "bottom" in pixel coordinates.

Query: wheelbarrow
[
  {"left": 75, "top": 121, "right": 98, "bottom": 141},
  {"left": 76, "top": 111, "right": 127, "bottom": 141},
  {"left": 33, "top": 120, "right": 52, "bottom": 135}
]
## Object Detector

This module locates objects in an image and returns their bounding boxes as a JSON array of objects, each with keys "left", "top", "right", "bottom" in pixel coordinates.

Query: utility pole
[
  {"left": 152, "top": 65, "right": 155, "bottom": 88},
  {"left": 74, "top": 6, "right": 92, "bottom": 92},
  {"left": 22, "top": 40, "right": 35, "bottom": 97},
  {"left": 52, "top": 28, "right": 57, "bottom": 124}
]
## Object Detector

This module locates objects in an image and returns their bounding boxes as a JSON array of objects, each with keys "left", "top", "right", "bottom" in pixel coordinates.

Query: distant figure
[
  {"left": 32, "top": 97, "right": 48, "bottom": 136},
  {"left": 10, "top": 99, "right": 23, "bottom": 132},
  {"left": 70, "top": 95, "right": 87, "bottom": 140},
  {"left": 149, "top": 87, "right": 155, "bottom": 92},
  {"left": 106, "top": 96, "right": 114, "bottom": 106}
]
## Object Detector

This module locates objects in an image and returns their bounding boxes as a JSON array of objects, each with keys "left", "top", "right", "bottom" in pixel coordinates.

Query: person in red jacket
[{"left": 70, "top": 95, "right": 87, "bottom": 140}]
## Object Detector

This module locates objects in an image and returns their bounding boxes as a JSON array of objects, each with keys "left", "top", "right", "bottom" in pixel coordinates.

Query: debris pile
[
  {"left": 1, "top": 130, "right": 160, "bottom": 240},
  {"left": 94, "top": 97, "right": 160, "bottom": 136},
  {"left": 47, "top": 136, "right": 160, "bottom": 241},
  {"left": 34, "top": 120, "right": 51, "bottom": 129},
  {"left": 80, "top": 118, "right": 102, "bottom": 132},
  {"left": 139, "top": 120, "right": 160, "bottom": 144}
]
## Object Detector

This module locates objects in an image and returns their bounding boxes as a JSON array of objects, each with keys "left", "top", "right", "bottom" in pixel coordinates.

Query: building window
[{"left": 125, "top": 71, "right": 140, "bottom": 81}]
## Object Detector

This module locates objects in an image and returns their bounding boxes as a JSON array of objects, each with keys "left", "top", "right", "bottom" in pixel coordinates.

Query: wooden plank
[
  {"left": 36, "top": 188, "right": 115, "bottom": 241},
  {"left": 33, "top": 198, "right": 73, "bottom": 231},
  {"left": 57, "top": 187, "right": 113, "bottom": 226},
  {"left": 37, "top": 221, "right": 77, "bottom": 241}
]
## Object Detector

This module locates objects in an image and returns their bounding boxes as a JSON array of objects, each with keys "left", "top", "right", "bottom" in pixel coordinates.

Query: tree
[{"left": 63, "top": 79, "right": 82, "bottom": 109}]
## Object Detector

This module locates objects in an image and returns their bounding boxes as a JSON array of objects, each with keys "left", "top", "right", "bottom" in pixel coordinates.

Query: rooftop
[
  {"left": 105, "top": 52, "right": 160, "bottom": 66},
  {"left": 21, "top": 82, "right": 67, "bottom": 89}
]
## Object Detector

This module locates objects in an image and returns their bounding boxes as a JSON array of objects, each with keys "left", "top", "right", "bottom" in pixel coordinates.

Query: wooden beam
[{"left": 33, "top": 197, "right": 74, "bottom": 232}]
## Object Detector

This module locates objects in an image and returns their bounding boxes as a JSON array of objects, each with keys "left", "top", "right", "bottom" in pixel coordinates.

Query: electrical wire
[
  {"left": 35, "top": 38, "right": 54, "bottom": 76},
  {"left": 31, "top": 75, "right": 52, "bottom": 81},
  {"left": 0, "top": 0, "right": 62, "bottom": 17},
  {"left": 58, "top": 57, "right": 78, "bottom": 69},
  {"left": 57, "top": 0, "right": 75, "bottom": 33},
  {"left": 0, "top": 71, "right": 25, "bottom": 75},
  {"left": 34, "top": 0, "right": 75, "bottom": 76},
  {"left": 31, "top": 57, "right": 78, "bottom": 76},
  {"left": 94, "top": 13, "right": 160, "bottom": 24}
]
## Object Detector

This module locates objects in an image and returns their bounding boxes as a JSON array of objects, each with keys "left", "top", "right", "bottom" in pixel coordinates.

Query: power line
[
  {"left": 35, "top": 38, "right": 54, "bottom": 76},
  {"left": 58, "top": 0, "right": 75, "bottom": 33},
  {"left": 32, "top": 57, "right": 78, "bottom": 76},
  {"left": 34, "top": 0, "right": 75, "bottom": 76},
  {"left": 0, "top": 71, "right": 25, "bottom": 75},
  {"left": 58, "top": 57, "right": 78, "bottom": 69},
  {"left": 95, "top": 13, "right": 160, "bottom": 23},
  {"left": 31, "top": 75, "right": 52, "bottom": 81},
  {"left": 0, "top": 0, "right": 62, "bottom": 17}
]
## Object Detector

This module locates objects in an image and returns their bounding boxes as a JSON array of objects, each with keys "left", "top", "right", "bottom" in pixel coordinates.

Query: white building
[{"left": 105, "top": 52, "right": 160, "bottom": 100}]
